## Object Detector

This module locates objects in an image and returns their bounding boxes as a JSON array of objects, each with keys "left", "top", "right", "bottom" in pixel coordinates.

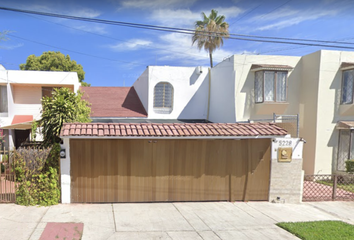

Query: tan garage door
[{"left": 70, "top": 139, "right": 270, "bottom": 203}]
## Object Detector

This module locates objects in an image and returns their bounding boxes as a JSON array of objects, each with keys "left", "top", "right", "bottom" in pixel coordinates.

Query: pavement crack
[{"left": 111, "top": 203, "right": 117, "bottom": 232}]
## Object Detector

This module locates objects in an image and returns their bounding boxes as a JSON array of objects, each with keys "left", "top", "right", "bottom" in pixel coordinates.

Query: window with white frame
[
  {"left": 0, "top": 85, "right": 8, "bottom": 116},
  {"left": 341, "top": 69, "right": 354, "bottom": 104},
  {"left": 153, "top": 82, "right": 173, "bottom": 114},
  {"left": 255, "top": 71, "right": 288, "bottom": 103}
]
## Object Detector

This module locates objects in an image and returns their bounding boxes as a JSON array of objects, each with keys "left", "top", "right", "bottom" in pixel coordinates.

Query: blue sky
[{"left": 1, "top": 0, "right": 354, "bottom": 86}]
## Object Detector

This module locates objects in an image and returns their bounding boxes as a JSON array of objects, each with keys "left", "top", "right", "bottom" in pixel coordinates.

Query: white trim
[{"left": 60, "top": 135, "right": 286, "bottom": 140}]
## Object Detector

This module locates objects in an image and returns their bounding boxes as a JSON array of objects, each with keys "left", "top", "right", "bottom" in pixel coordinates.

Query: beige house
[
  {"left": 210, "top": 50, "right": 354, "bottom": 175},
  {"left": 0, "top": 65, "right": 80, "bottom": 149}
]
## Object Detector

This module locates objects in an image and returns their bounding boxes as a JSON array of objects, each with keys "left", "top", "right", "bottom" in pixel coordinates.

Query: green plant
[
  {"left": 40, "top": 87, "right": 91, "bottom": 146},
  {"left": 14, "top": 144, "right": 61, "bottom": 206},
  {"left": 346, "top": 160, "right": 354, "bottom": 173},
  {"left": 31, "top": 121, "right": 39, "bottom": 141},
  {"left": 1, "top": 163, "right": 4, "bottom": 173}
]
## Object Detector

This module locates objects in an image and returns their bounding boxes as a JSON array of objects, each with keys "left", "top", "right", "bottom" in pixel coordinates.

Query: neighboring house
[
  {"left": 133, "top": 66, "right": 210, "bottom": 120},
  {"left": 210, "top": 50, "right": 354, "bottom": 175},
  {"left": 0, "top": 65, "right": 80, "bottom": 149}
]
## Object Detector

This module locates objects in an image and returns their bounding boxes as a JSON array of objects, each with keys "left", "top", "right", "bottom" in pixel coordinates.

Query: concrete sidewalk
[{"left": 0, "top": 201, "right": 353, "bottom": 240}]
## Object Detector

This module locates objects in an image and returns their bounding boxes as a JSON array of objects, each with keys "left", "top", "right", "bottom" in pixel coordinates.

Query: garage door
[{"left": 70, "top": 139, "right": 270, "bottom": 203}]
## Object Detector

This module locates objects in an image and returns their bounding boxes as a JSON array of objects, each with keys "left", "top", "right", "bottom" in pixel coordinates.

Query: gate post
[{"left": 332, "top": 175, "right": 337, "bottom": 201}]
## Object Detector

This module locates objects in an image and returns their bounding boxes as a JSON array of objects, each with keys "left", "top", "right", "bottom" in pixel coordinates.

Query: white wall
[
  {"left": 209, "top": 57, "right": 236, "bottom": 123},
  {"left": 135, "top": 66, "right": 209, "bottom": 120},
  {"left": 60, "top": 138, "right": 71, "bottom": 203},
  {"left": 133, "top": 67, "right": 149, "bottom": 113}
]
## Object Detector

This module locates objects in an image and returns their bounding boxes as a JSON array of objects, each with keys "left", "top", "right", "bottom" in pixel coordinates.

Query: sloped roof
[
  {"left": 60, "top": 122, "right": 287, "bottom": 138},
  {"left": 81, "top": 86, "right": 147, "bottom": 118}
]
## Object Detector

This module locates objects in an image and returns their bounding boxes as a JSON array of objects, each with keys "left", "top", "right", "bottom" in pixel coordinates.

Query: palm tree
[{"left": 192, "top": 9, "right": 229, "bottom": 68}]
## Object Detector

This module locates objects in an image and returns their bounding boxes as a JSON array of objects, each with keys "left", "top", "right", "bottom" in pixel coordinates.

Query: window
[
  {"left": 337, "top": 129, "right": 354, "bottom": 171},
  {"left": 42, "top": 87, "right": 54, "bottom": 98},
  {"left": 255, "top": 71, "right": 287, "bottom": 103},
  {"left": 0, "top": 85, "right": 8, "bottom": 116},
  {"left": 341, "top": 69, "right": 354, "bottom": 104},
  {"left": 153, "top": 82, "right": 173, "bottom": 114}
]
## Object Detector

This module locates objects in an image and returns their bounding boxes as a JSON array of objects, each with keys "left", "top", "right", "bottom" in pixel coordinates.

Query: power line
[
  {"left": 8, "top": 34, "right": 146, "bottom": 66},
  {"left": 2, "top": 6, "right": 354, "bottom": 50}
]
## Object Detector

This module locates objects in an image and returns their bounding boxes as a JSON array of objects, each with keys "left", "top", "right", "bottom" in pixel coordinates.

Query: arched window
[{"left": 153, "top": 82, "right": 173, "bottom": 114}]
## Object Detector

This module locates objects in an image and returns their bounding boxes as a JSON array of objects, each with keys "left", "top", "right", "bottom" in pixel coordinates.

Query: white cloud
[
  {"left": 73, "top": 24, "right": 108, "bottom": 35},
  {"left": 156, "top": 33, "right": 234, "bottom": 65},
  {"left": 118, "top": 0, "right": 197, "bottom": 9},
  {"left": 3, "top": 1, "right": 101, "bottom": 18},
  {"left": 255, "top": 8, "right": 339, "bottom": 31},
  {"left": 109, "top": 39, "right": 153, "bottom": 51},
  {"left": 0, "top": 43, "right": 24, "bottom": 50},
  {"left": 150, "top": 6, "right": 243, "bottom": 28}
]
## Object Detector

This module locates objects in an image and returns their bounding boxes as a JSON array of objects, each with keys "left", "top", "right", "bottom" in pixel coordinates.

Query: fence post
[{"left": 332, "top": 175, "right": 337, "bottom": 201}]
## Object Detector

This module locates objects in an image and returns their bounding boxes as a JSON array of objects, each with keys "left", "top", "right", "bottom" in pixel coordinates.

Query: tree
[
  {"left": 192, "top": 9, "right": 229, "bottom": 68},
  {"left": 20, "top": 51, "right": 90, "bottom": 86},
  {"left": 40, "top": 87, "right": 91, "bottom": 145}
]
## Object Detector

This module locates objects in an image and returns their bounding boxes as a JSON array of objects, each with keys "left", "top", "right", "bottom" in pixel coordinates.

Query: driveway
[{"left": 0, "top": 201, "right": 353, "bottom": 240}]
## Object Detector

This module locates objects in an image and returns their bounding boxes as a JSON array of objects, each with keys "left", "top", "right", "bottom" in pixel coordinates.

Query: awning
[
  {"left": 336, "top": 121, "right": 354, "bottom": 130},
  {"left": 1, "top": 115, "right": 34, "bottom": 130},
  {"left": 250, "top": 64, "right": 294, "bottom": 72}
]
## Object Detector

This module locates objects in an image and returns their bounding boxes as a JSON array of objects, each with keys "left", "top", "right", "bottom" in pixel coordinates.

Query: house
[
  {"left": 210, "top": 50, "right": 354, "bottom": 175},
  {"left": 60, "top": 66, "right": 305, "bottom": 204},
  {"left": 0, "top": 65, "right": 80, "bottom": 149}
]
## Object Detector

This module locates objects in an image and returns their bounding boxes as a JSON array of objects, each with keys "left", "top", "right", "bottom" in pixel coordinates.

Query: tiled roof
[
  {"left": 81, "top": 86, "right": 147, "bottom": 118},
  {"left": 60, "top": 122, "right": 287, "bottom": 138},
  {"left": 250, "top": 64, "right": 293, "bottom": 71}
]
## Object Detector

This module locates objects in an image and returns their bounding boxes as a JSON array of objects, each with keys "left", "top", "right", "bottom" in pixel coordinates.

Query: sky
[{"left": 1, "top": 0, "right": 354, "bottom": 86}]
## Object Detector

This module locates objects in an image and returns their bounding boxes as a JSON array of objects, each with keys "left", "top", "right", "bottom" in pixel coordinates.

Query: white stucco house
[
  {"left": 0, "top": 65, "right": 80, "bottom": 149},
  {"left": 128, "top": 50, "right": 354, "bottom": 176}
]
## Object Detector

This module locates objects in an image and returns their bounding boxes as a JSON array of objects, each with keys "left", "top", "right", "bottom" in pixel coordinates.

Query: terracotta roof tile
[
  {"left": 81, "top": 86, "right": 147, "bottom": 118},
  {"left": 60, "top": 122, "right": 287, "bottom": 138}
]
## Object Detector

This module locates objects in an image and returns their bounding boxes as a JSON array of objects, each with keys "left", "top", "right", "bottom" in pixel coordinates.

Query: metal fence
[
  {"left": 0, "top": 149, "right": 16, "bottom": 203},
  {"left": 303, "top": 174, "right": 354, "bottom": 201},
  {"left": 250, "top": 114, "right": 299, "bottom": 138}
]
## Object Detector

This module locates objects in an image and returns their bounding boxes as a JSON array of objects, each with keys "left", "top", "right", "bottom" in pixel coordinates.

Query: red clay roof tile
[{"left": 60, "top": 122, "right": 287, "bottom": 138}]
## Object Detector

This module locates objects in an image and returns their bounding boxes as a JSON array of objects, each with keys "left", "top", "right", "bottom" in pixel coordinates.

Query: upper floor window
[
  {"left": 42, "top": 87, "right": 54, "bottom": 98},
  {"left": 0, "top": 85, "right": 8, "bottom": 116},
  {"left": 255, "top": 71, "right": 287, "bottom": 103},
  {"left": 153, "top": 82, "right": 173, "bottom": 114},
  {"left": 341, "top": 69, "right": 354, "bottom": 104}
]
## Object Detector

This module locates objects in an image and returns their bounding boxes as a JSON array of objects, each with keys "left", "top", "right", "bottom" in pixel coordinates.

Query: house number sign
[{"left": 278, "top": 140, "right": 292, "bottom": 147}]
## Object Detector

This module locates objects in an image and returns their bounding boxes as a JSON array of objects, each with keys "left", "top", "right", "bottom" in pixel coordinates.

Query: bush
[
  {"left": 14, "top": 143, "right": 61, "bottom": 206},
  {"left": 346, "top": 160, "right": 354, "bottom": 173},
  {"left": 1, "top": 163, "right": 4, "bottom": 173}
]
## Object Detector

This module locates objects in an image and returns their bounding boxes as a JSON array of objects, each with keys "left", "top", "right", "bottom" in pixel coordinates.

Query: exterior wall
[
  {"left": 209, "top": 57, "right": 236, "bottom": 122},
  {"left": 299, "top": 51, "right": 321, "bottom": 174},
  {"left": 233, "top": 54, "right": 301, "bottom": 121},
  {"left": 269, "top": 137, "right": 304, "bottom": 203},
  {"left": 60, "top": 138, "right": 71, "bottom": 204},
  {"left": 314, "top": 50, "right": 354, "bottom": 174},
  {"left": 135, "top": 66, "right": 209, "bottom": 120},
  {"left": 133, "top": 68, "right": 149, "bottom": 113}
]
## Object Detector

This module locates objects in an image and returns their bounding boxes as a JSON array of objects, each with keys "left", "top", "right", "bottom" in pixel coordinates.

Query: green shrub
[
  {"left": 14, "top": 143, "right": 61, "bottom": 206},
  {"left": 1, "top": 163, "right": 4, "bottom": 173},
  {"left": 346, "top": 160, "right": 354, "bottom": 173}
]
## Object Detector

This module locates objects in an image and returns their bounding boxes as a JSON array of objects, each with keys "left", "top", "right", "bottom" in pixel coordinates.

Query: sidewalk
[{"left": 0, "top": 201, "right": 353, "bottom": 240}]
